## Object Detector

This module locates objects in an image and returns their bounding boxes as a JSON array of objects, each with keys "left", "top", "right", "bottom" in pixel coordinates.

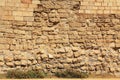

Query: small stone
[
  {"left": 66, "top": 58, "right": 73, "bottom": 63},
  {"left": 35, "top": 65, "right": 42, "bottom": 70},
  {"left": 27, "top": 60, "right": 32, "bottom": 65},
  {"left": 6, "top": 62, "right": 14, "bottom": 67},
  {"left": 41, "top": 54, "right": 48, "bottom": 59},
  {"left": 14, "top": 61, "right": 21, "bottom": 66},
  {"left": 98, "top": 57, "right": 103, "bottom": 61},
  {"left": 32, "top": 60, "right": 37, "bottom": 64},
  {"left": 0, "top": 55, "right": 4, "bottom": 61},
  {"left": 74, "top": 52, "right": 80, "bottom": 58},
  {"left": 48, "top": 54, "right": 54, "bottom": 59},
  {"left": 110, "top": 67, "right": 115, "bottom": 72},
  {"left": 4, "top": 54, "right": 13, "bottom": 62},
  {"left": 21, "top": 60, "right": 27, "bottom": 66},
  {"left": 0, "top": 62, "right": 4, "bottom": 66},
  {"left": 72, "top": 47, "right": 79, "bottom": 51},
  {"left": 81, "top": 66, "right": 87, "bottom": 70}
]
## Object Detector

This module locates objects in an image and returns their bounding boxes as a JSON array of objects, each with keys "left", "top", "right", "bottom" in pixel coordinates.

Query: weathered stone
[
  {"left": 4, "top": 54, "right": 13, "bottom": 62},
  {"left": 6, "top": 62, "right": 14, "bottom": 67},
  {"left": 72, "top": 47, "right": 79, "bottom": 51},
  {"left": 66, "top": 58, "right": 73, "bottom": 63},
  {"left": 21, "top": 60, "right": 28, "bottom": 66},
  {"left": 74, "top": 52, "right": 80, "bottom": 58},
  {"left": 0, "top": 55, "right": 4, "bottom": 61},
  {"left": 14, "top": 61, "right": 21, "bottom": 66},
  {"left": 0, "top": 62, "right": 4, "bottom": 66},
  {"left": 34, "top": 65, "right": 42, "bottom": 70},
  {"left": 32, "top": 60, "right": 37, "bottom": 64},
  {"left": 48, "top": 54, "right": 54, "bottom": 59},
  {"left": 110, "top": 67, "right": 115, "bottom": 72},
  {"left": 0, "top": 0, "right": 120, "bottom": 76},
  {"left": 97, "top": 57, "right": 103, "bottom": 61},
  {"left": 41, "top": 54, "right": 48, "bottom": 59}
]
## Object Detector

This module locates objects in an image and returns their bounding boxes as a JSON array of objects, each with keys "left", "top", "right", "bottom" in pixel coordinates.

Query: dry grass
[
  {"left": 0, "top": 72, "right": 120, "bottom": 79},
  {"left": 0, "top": 74, "right": 7, "bottom": 79}
]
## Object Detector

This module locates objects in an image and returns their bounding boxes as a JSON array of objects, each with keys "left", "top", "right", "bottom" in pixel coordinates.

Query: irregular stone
[
  {"left": 74, "top": 52, "right": 80, "bottom": 58},
  {"left": 0, "top": 62, "right": 4, "bottom": 66},
  {"left": 110, "top": 67, "right": 115, "bottom": 72},
  {"left": 48, "top": 54, "right": 54, "bottom": 59},
  {"left": 0, "top": 55, "right": 4, "bottom": 61},
  {"left": 34, "top": 65, "right": 42, "bottom": 70},
  {"left": 97, "top": 57, "right": 103, "bottom": 61},
  {"left": 14, "top": 61, "right": 21, "bottom": 66},
  {"left": 21, "top": 60, "right": 28, "bottom": 66},
  {"left": 41, "top": 54, "right": 48, "bottom": 59},
  {"left": 4, "top": 54, "right": 13, "bottom": 62},
  {"left": 72, "top": 47, "right": 79, "bottom": 52},
  {"left": 32, "top": 60, "right": 37, "bottom": 65},
  {"left": 6, "top": 62, "right": 14, "bottom": 67}
]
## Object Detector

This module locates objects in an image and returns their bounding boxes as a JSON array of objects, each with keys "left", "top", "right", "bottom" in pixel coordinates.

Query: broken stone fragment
[{"left": 48, "top": 54, "right": 54, "bottom": 59}]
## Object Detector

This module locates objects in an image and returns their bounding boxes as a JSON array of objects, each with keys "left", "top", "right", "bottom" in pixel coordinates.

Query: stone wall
[{"left": 0, "top": 0, "right": 120, "bottom": 77}]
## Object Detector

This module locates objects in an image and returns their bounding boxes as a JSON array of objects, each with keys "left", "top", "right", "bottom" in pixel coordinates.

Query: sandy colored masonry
[{"left": 0, "top": 0, "right": 120, "bottom": 77}]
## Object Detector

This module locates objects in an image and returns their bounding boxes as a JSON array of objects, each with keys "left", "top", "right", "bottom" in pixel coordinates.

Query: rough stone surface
[{"left": 0, "top": 0, "right": 120, "bottom": 77}]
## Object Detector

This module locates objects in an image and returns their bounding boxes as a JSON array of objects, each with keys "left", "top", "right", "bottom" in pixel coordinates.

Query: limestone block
[
  {"left": 66, "top": 58, "right": 73, "bottom": 63},
  {"left": 48, "top": 54, "right": 54, "bottom": 59},
  {"left": 110, "top": 67, "right": 115, "bottom": 72},
  {"left": 32, "top": 60, "right": 37, "bottom": 64},
  {"left": 55, "top": 48, "right": 65, "bottom": 53},
  {"left": 112, "top": 19, "right": 119, "bottom": 24},
  {"left": 46, "top": 64, "right": 52, "bottom": 69},
  {"left": 21, "top": 60, "right": 28, "bottom": 66},
  {"left": 20, "top": 52, "right": 34, "bottom": 60},
  {"left": 81, "top": 66, "right": 87, "bottom": 70},
  {"left": 64, "top": 64, "right": 70, "bottom": 68},
  {"left": 22, "top": 11, "right": 33, "bottom": 16},
  {"left": 58, "top": 64, "right": 64, "bottom": 69},
  {"left": 41, "top": 54, "right": 48, "bottom": 59},
  {"left": 34, "top": 65, "right": 42, "bottom": 70},
  {"left": 14, "top": 29, "right": 26, "bottom": 35},
  {"left": 23, "top": 17, "right": 34, "bottom": 21},
  {"left": 27, "top": 60, "right": 32, "bottom": 65},
  {"left": 74, "top": 52, "right": 80, "bottom": 58},
  {"left": 116, "top": 43, "right": 120, "bottom": 48},
  {"left": 13, "top": 11, "right": 22, "bottom": 16},
  {"left": 0, "top": 55, "right": 4, "bottom": 61},
  {"left": 72, "top": 47, "right": 79, "bottom": 51},
  {"left": 12, "top": 21, "right": 26, "bottom": 26},
  {"left": 48, "top": 10, "right": 60, "bottom": 23},
  {"left": 14, "top": 54, "right": 22, "bottom": 60},
  {"left": 14, "top": 16, "right": 23, "bottom": 21},
  {"left": 0, "top": 62, "right": 4, "bottom": 66},
  {"left": 14, "top": 61, "right": 21, "bottom": 66},
  {"left": 6, "top": 62, "right": 14, "bottom": 67},
  {"left": 32, "top": 0, "right": 40, "bottom": 4},
  {"left": 4, "top": 54, "right": 13, "bottom": 62}
]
